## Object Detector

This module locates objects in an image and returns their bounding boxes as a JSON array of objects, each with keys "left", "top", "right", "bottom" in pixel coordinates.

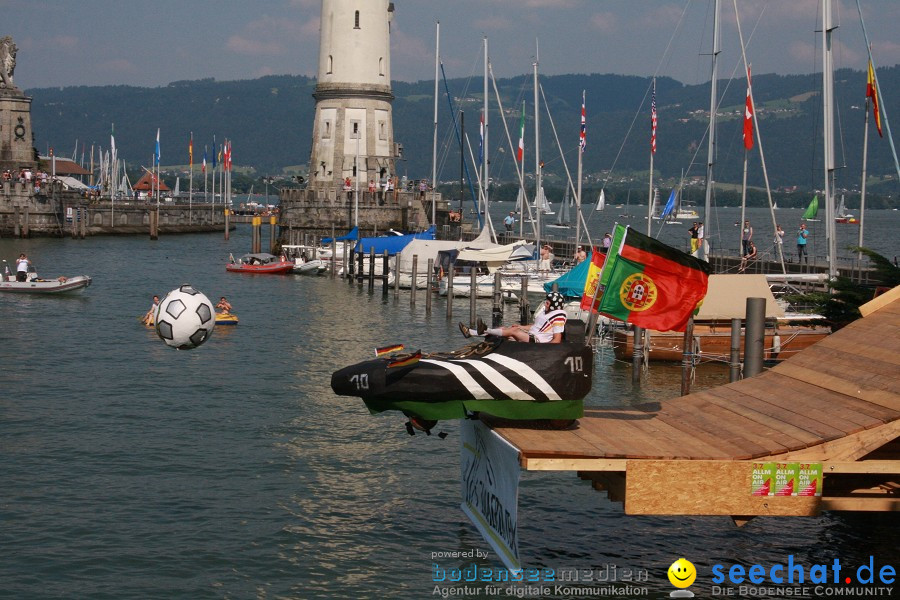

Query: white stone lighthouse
[{"left": 308, "top": 0, "right": 396, "bottom": 191}]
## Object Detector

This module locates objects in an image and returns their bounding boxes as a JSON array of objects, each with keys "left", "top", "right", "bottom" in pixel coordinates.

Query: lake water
[{"left": 1, "top": 220, "right": 897, "bottom": 599}]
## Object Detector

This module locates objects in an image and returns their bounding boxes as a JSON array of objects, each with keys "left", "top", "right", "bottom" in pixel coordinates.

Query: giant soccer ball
[{"left": 154, "top": 284, "right": 216, "bottom": 349}]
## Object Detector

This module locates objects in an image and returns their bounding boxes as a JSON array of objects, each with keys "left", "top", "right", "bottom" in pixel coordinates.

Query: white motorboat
[
  {"left": 0, "top": 272, "right": 92, "bottom": 294},
  {"left": 282, "top": 244, "right": 327, "bottom": 275}
]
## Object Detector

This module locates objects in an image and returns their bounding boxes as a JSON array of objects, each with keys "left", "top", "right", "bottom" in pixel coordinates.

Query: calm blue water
[{"left": 1, "top": 220, "right": 897, "bottom": 599}]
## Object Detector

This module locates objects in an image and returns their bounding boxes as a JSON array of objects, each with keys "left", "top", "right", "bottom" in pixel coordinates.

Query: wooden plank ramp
[{"left": 486, "top": 286, "right": 900, "bottom": 518}]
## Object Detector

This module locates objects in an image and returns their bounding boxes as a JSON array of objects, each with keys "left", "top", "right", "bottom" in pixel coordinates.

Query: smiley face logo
[{"left": 667, "top": 558, "right": 697, "bottom": 589}]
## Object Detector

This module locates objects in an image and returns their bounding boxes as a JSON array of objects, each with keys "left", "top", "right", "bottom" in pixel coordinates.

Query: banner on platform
[{"left": 460, "top": 420, "right": 522, "bottom": 572}]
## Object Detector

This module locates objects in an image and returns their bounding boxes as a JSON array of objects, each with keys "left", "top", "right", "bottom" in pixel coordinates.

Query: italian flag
[
  {"left": 597, "top": 225, "right": 710, "bottom": 332},
  {"left": 516, "top": 101, "right": 525, "bottom": 162}
]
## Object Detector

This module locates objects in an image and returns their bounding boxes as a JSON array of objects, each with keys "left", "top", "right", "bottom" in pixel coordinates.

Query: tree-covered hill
[{"left": 27, "top": 66, "right": 899, "bottom": 203}]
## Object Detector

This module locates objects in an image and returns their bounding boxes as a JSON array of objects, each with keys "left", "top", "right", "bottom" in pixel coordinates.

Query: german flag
[
  {"left": 387, "top": 350, "right": 421, "bottom": 369},
  {"left": 597, "top": 225, "right": 710, "bottom": 332},
  {"left": 375, "top": 344, "right": 404, "bottom": 357}
]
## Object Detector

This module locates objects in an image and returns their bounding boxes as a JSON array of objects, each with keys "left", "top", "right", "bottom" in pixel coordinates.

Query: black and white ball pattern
[{"left": 154, "top": 284, "right": 216, "bottom": 349}]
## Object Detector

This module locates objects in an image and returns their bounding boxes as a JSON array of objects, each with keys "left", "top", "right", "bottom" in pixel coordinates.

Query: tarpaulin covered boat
[{"left": 331, "top": 325, "right": 592, "bottom": 427}]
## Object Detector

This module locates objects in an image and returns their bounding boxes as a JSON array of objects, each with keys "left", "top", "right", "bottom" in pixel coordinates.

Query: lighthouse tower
[{"left": 308, "top": 0, "right": 396, "bottom": 191}]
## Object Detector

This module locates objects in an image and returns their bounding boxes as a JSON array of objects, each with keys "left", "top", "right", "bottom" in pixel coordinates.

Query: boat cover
[
  {"left": 397, "top": 228, "right": 495, "bottom": 273},
  {"left": 355, "top": 225, "right": 436, "bottom": 256},
  {"left": 331, "top": 337, "right": 591, "bottom": 421},
  {"left": 321, "top": 227, "right": 359, "bottom": 244},
  {"left": 453, "top": 240, "right": 535, "bottom": 273}
]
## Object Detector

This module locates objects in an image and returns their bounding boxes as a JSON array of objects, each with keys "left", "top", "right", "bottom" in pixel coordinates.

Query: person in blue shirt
[
  {"left": 503, "top": 211, "right": 515, "bottom": 232},
  {"left": 797, "top": 223, "right": 809, "bottom": 264}
]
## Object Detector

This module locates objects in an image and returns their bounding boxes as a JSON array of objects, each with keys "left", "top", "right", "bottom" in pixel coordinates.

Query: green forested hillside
[{"left": 27, "top": 66, "right": 899, "bottom": 204}]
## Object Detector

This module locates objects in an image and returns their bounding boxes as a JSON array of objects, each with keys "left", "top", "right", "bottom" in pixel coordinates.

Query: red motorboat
[{"left": 226, "top": 253, "right": 294, "bottom": 274}]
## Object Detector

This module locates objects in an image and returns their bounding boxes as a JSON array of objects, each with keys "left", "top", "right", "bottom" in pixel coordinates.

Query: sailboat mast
[
  {"left": 431, "top": 22, "right": 440, "bottom": 225},
  {"left": 703, "top": 0, "right": 720, "bottom": 243},
  {"left": 576, "top": 90, "right": 584, "bottom": 249},
  {"left": 822, "top": 0, "right": 838, "bottom": 281},
  {"left": 859, "top": 67, "right": 870, "bottom": 263},
  {"left": 647, "top": 78, "right": 655, "bottom": 235},
  {"left": 483, "top": 36, "right": 489, "bottom": 218},
  {"left": 534, "top": 47, "right": 541, "bottom": 252}
]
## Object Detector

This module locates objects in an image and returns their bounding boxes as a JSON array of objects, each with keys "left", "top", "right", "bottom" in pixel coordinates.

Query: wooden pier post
[
  {"left": 680, "top": 317, "right": 695, "bottom": 396},
  {"left": 446, "top": 267, "right": 454, "bottom": 319},
  {"left": 393, "top": 254, "right": 401, "bottom": 298},
  {"left": 410, "top": 255, "right": 418, "bottom": 306},
  {"left": 80, "top": 210, "right": 86, "bottom": 239},
  {"left": 382, "top": 250, "right": 390, "bottom": 296},
  {"left": 744, "top": 298, "right": 766, "bottom": 377},
  {"left": 730, "top": 318, "right": 742, "bottom": 382},
  {"left": 425, "top": 258, "right": 434, "bottom": 314},
  {"left": 22, "top": 206, "right": 29, "bottom": 238},
  {"left": 492, "top": 272, "right": 503, "bottom": 327},
  {"left": 13, "top": 205, "right": 20, "bottom": 237},
  {"left": 469, "top": 269, "right": 477, "bottom": 327},
  {"left": 368, "top": 248, "right": 375, "bottom": 292},
  {"left": 519, "top": 277, "right": 529, "bottom": 324},
  {"left": 224, "top": 208, "right": 230, "bottom": 240},
  {"left": 632, "top": 326, "right": 644, "bottom": 385}
]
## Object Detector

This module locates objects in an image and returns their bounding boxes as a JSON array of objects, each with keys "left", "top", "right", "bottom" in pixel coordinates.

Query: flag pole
[
  {"left": 189, "top": 132, "right": 193, "bottom": 224},
  {"left": 576, "top": 90, "right": 585, "bottom": 250},
  {"left": 647, "top": 79, "right": 656, "bottom": 235}
]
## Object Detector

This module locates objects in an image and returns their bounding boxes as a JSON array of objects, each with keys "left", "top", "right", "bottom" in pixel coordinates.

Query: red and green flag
[{"left": 597, "top": 225, "right": 710, "bottom": 332}]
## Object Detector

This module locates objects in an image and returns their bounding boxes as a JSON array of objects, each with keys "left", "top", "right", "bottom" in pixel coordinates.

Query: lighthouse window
[
  {"left": 351, "top": 120, "right": 361, "bottom": 139},
  {"left": 354, "top": 11, "right": 360, "bottom": 29},
  {"left": 379, "top": 57, "right": 384, "bottom": 76},
  {"left": 322, "top": 120, "right": 332, "bottom": 139},
  {"left": 327, "top": 55, "right": 333, "bottom": 74},
  {"left": 378, "top": 120, "right": 387, "bottom": 140}
]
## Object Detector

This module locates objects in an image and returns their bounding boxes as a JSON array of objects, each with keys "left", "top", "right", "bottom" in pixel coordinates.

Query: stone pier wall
[
  {"left": 0, "top": 182, "right": 226, "bottom": 237},
  {"left": 278, "top": 187, "right": 448, "bottom": 241}
]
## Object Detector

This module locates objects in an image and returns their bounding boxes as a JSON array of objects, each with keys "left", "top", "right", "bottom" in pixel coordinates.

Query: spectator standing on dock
[
  {"left": 797, "top": 223, "right": 809, "bottom": 264},
  {"left": 504, "top": 212, "right": 515, "bottom": 232},
  {"left": 688, "top": 222, "right": 700, "bottom": 255},
  {"left": 774, "top": 225, "right": 785, "bottom": 261},
  {"left": 459, "top": 291, "right": 568, "bottom": 343},
  {"left": 574, "top": 246, "right": 587, "bottom": 264},
  {"left": 15, "top": 253, "right": 30, "bottom": 281},
  {"left": 418, "top": 179, "right": 427, "bottom": 199},
  {"left": 741, "top": 220, "right": 753, "bottom": 256},
  {"left": 602, "top": 233, "right": 612, "bottom": 253},
  {"left": 539, "top": 244, "right": 554, "bottom": 271}
]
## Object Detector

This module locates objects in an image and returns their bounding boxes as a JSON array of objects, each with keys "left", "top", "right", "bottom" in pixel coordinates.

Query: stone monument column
[
  {"left": 307, "top": 0, "right": 396, "bottom": 193},
  {"left": 0, "top": 36, "right": 36, "bottom": 173}
]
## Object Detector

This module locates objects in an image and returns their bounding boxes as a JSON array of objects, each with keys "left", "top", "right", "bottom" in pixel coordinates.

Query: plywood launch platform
[{"left": 487, "top": 287, "right": 900, "bottom": 518}]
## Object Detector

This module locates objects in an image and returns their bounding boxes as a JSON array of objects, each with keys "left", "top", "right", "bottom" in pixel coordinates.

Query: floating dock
[{"left": 487, "top": 286, "right": 900, "bottom": 520}]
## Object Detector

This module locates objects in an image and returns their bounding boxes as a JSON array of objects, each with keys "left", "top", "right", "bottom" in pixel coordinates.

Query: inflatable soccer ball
[{"left": 154, "top": 284, "right": 216, "bottom": 349}]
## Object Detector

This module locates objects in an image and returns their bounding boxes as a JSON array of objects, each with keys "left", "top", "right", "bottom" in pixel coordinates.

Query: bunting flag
[
  {"left": 375, "top": 344, "right": 405, "bottom": 357},
  {"left": 743, "top": 66, "right": 755, "bottom": 150},
  {"left": 660, "top": 188, "right": 677, "bottom": 219},
  {"left": 597, "top": 225, "right": 710, "bottom": 332},
  {"left": 579, "top": 248, "right": 606, "bottom": 312},
  {"left": 867, "top": 60, "right": 883, "bottom": 137},
  {"left": 516, "top": 101, "right": 525, "bottom": 162},
  {"left": 189, "top": 133, "right": 193, "bottom": 166},
  {"left": 650, "top": 80, "right": 657, "bottom": 154},
  {"left": 579, "top": 90, "right": 586, "bottom": 152},
  {"left": 223, "top": 140, "right": 232, "bottom": 171},
  {"left": 154, "top": 128, "right": 161, "bottom": 165},
  {"left": 202, "top": 146, "right": 207, "bottom": 174}
]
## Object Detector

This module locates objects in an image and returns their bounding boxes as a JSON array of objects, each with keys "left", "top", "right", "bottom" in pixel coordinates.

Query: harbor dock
[{"left": 486, "top": 286, "right": 900, "bottom": 520}]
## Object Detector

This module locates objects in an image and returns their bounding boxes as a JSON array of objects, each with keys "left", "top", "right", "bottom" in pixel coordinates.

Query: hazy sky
[{"left": 7, "top": 0, "right": 900, "bottom": 91}]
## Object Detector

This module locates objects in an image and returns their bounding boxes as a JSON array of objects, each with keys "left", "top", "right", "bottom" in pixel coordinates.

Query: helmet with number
[{"left": 545, "top": 291, "right": 565, "bottom": 311}]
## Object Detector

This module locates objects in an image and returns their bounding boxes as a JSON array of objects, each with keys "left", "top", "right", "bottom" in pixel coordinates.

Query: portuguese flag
[{"left": 597, "top": 225, "right": 710, "bottom": 332}]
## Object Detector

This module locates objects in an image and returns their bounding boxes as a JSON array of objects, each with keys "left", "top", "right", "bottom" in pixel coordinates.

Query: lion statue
[{"left": 0, "top": 36, "right": 18, "bottom": 89}]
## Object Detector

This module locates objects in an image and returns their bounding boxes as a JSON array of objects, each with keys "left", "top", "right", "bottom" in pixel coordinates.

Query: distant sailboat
[
  {"left": 547, "top": 188, "right": 571, "bottom": 229},
  {"left": 537, "top": 186, "right": 553, "bottom": 215},
  {"left": 595, "top": 188, "right": 605, "bottom": 211},
  {"left": 802, "top": 194, "right": 820, "bottom": 221},
  {"left": 835, "top": 194, "right": 858, "bottom": 224}
]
